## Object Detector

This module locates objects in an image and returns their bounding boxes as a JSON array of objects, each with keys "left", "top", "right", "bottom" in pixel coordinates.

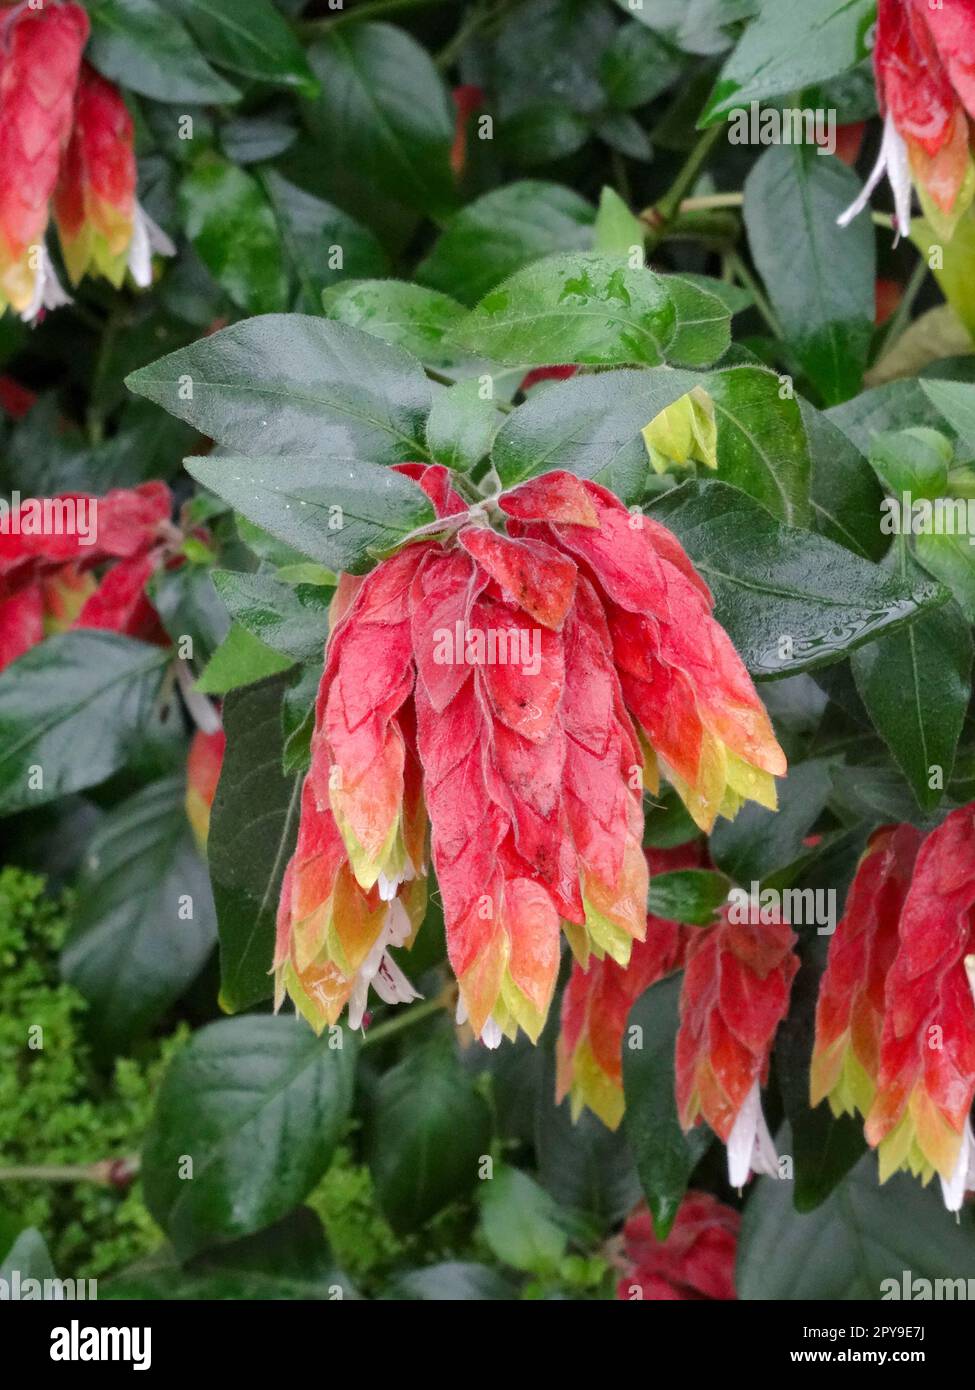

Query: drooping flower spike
[
  {"left": 0, "top": 481, "right": 174, "bottom": 670},
  {"left": 676, "top": 903, "right": 799, "bottom": 1187},
  {"left": 276, "top": 467, "right": 787, "bottom": 1045},
  {"left": 0, "top": 0, "right": 89, "bottom": 319},
  {"left": 838, "top": 0, "right": 975, "bottom": 240},
  {"left": 186, "top": 725, "right": 227, "bottom": 852},
  {"left": 866, "top": 805, "right": 975, "bottom": 1211},
  {"left": 811, "top": 823, "right": 924, "bottom": 1122},
  {"left": 54, "top": 63, "right": 175, "bottom": 290},
  {"left": 556, "top": 841, "right": 706, "bottom": 1129}
]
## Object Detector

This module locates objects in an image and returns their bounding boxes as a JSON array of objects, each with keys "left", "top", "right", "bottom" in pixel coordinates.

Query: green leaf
[
  {"left": 738, "top": 1142, "right": 975, "bottom": 1299},
  {"left": 366, "top": 1029, "right": 492, "bottom": 1234},
  {"left": 0, "top": 1229, "right": 57, "bottom": 1287},
  {"left": 305, "top": 23, "right": 456, "bottom": 220},
  {"left": 623, "top": 975, "right": 710, "bottom": 1239},
  {"left": 921, "top": 378, "right": 975, "bottom": 453},
  {"left": 212, "top": 571, "right": 329, "bottom": 665},
  {"left": 260, "top": 171, "right": 390, "bottom": 314},
  {"left": 384, "top": 1262, "right": 516, "bottom": 1301},
  {"left": 417, "top": 181, "right": 595, "bottom": 306},
  {"left": 208, "top": 673, "right": 300, "bottom": 1012},
  {"left": 775, "top": 938, "right": 867, "bottom": 1212},
  {"left": 702, "top": 0, "right": 874, "bottom": 123},
  {"left": 593, "top": 186, "right": 647, "bottom": 259},
  {"left": 184, "top": 455, "right": 434, "bottom": 575},
  {"left": 828, "top": 377, "right": 957, "bottom": 454},
  {"left": 648, "top": 481, "right": 947, "bottom": 678},
  {"left": 88, "top": 0, "right": 240, "bottom": 104},
  {"left": 61, "top": 777, "right": 216, "bottom": 1055},
  {"left": 126, "top": 315, "right": 432, "bottom": 463},
  {"left": 600, "top": 20, "right": 684, "bottom": 109},
  {"left": 799, "top": 396, "right": 886, "bottom": 560},
  {"left": 478, "top": 1168, "right": 568, "bottom": 1275},
  {"left": 647, "top": 869, "right": 732, "bottom": 925},
  {"left": 104, "top": 1209, "right": 354, "bottom": 1300},
  {"left": 744, "top": 147, "right": 875, "bottom": 405},
  {"left": 499, "top": 103, "right": 590, "bottom": 166},
  {"left": 709, "top": 365, "right": 811, "bottom": 524},
  {"left": 710, "top": 758, "right": 834, "bottom": 885},
  {"left": 451, "top": 253, "right": 676, "bottom": 367},
  {"left": 665, "top": 276, "right": 732, "bottom": 369},
  {"left": 425, "top": 379, "right": 503, "bottom": 471},
  {"left": 321, "top": 279, "right": 468, "bottom": 369},
  {"left": 196, "top": 623, "right": 293, "bottom": 696},
  {"left": 851, "top": 554, "right": 973, "bottom": 812},
  {"left": 160, "top": 0, "right": 318, "bottom": 97},
  {"left": 142, "top": 1015, "right": 356, "bottom": 1259},
  {"left": 180, "top": 158, "right": 289, "bottom": 316},
  {"left": 915, "top": 531, "right": 975, "bottom": 623},
  {"left": 0, "top": 632, "right": 169, "bottom": 816},
  {"left": 492, "top": 366, "right": 701, "bottom": 500}
]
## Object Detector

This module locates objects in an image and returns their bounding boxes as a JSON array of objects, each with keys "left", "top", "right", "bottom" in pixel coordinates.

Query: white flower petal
[
  {"left": 939, "top": 1119, "right": 975, "bottom": 1213},
  {"left": 128, "top": 202, "right": 175, "bottom": 288},
  {"left": 726, "top": 1080, "right": 779, "bottom": 1187},
  {"left": 479, "top": 1015, "right": 503, "bottom": 1050},
  {"left": 20, "top": 246, "right": 72, "bottom": 323}
]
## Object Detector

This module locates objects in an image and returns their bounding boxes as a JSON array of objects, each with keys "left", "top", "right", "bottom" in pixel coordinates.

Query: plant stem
[
  {"left": 724, "top": 249, "right": 783, "bottom": 338},
  {"left": 303, "top": 0, "right": 448, "bottom": 33},
  {"left": 641, "top": 125, "right": 724, "bottom": 250},
  {"left": 361, "top": 995, "right": 447, "bottom": 1048},
  {"left": 0, "top": 1158, "right": 139, "bottom": 1185},
  {"left": 873, "top": 255, "right": 929, "bottom": 362}
]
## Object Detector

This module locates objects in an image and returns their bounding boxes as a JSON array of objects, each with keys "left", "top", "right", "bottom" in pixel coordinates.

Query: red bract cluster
[
  {"left": 839, "top": 0, "right": 975, "bottom": 237},
  {"left": 0, "top": 481, "right": 173, "bottom": 669},
  {"left": 812, "top": 806, "right": 975, "bottom": 1210},
  {"left": 616, "top": 1193, "right": 739, "bottom": 1301},
  {"left": 557, "top": 841, "right": 705, "bottom": 1129},
  {"left": 0, "top": 0, "right": 172, "bottom": 321},
  {"left": 275, "top": 465, "right": 786, "bottom": 1047},
  {"left": 677, "top": 904, "right": 798, "bottom": 1187}
]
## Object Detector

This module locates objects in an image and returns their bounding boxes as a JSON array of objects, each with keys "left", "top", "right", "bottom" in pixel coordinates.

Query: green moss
[{"left": 0, "top": 867, "right": 184, "bottom": 1279}]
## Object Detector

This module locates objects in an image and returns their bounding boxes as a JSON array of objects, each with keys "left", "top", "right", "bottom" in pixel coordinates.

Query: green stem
[
  {"left": 303, "top": 0, "right": 448, "bottom": 33},
  {"left": 361, "top": 996, "right": 447, "bottom": 1047},
  {"left": 641, "top": 125, "right": 724, "bottom": 251},
  {"left": 873, "top": 256, "right": 929, "bottom": 362},
  {"left": 0, "top": 1158, "right": 139, "bottom": 1185},
  {"left": 724, "top": 249, "right": 783, "bottom": 338}
]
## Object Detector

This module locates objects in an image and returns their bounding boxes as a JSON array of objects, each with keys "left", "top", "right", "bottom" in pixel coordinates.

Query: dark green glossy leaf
[
  {"left": 665, "top": 276, "right": 732, "bottom": 369},
  {"left": 366, "top": 1028, "right": 492, "bottom": 1234},
  {"left": 61, "top": 777, "right": 216, "bottom": 1055},
  {"left": 702, "top": 0, "right": 874, "bottom": 122},
  {"left": 418, "top": 181, "right": 595, "bottom": 306},
  {"left": 745, "top": 147, "right": 875, "bottom": 405},
  {"left": 709, "top": 757, "right": 834, "bottom": 885},
  {"left": 304, "top": 23, "right": 456, "bottom": 220},
  {"left": 212, "top": 571, "right": 329, "bottom": 665},
  {"left": 184, "top": 455, "right": 434, "bottom": 574},
  {"left": 180, "top": 158, "right": 289, "bottom": 315},
  {"left": 851, "top": 553, "right": 973, "bottom": 812},
  {"left": 142, "top": 1015, "right": 356, "bottom": 1259},
  {"left": 921, "top": 378, "right": 975, "bottom": 452},
  {"left": 601, "top": 19, "right": 684, "bottom": 108},
  {"left": 493, "top": 367, "right": 700, "bottom": 500},
  {"left": 738, "top": 1141, "right": 975, "bottom": 1299},
  {"left": 0, "top": 633, "right": 169, "bottom": 816},
  {"left": 208, "top": 673, "right": 300, "bottom": 1012},
  {"left": 709, "top": 364, "right": 811, "bottom": 524},
  {"left": 88, "top": 0, "right": 240, "bottom": 104},
  {"left": 451, "top": 254, "right": 676, "bottom": 367},
  {"left": 425, "top": 379, "right": 504, "bottom": 471},
  {"left": 623, "top": 975, "right": 710, "bottom": 1239},
  {"left": 261, "top": 171, "right": 390, "bottom": 313},
  {"left": 160, "top": 0, "right": 318, "bottom": 96},
  {"left": 648, "top": 480, "right": 947, "bottom": 678},
  {"left": 383, "top": 1262, "right": 516, "bottom": 1301},
  {"left": 321, "top": 279, "right": 467, "bottom": 368},
  {"left": 126, "top": 315, "right": 432, "bottom": 463},
  {"left": 799, "top": 396, "right": 886, "bottom": 560},
  {"left": 478, "top": 1167, "right": 568, "bottom": 1275},
  {"left": 647, "top": 869, "right": 732, "bottom": 925}
]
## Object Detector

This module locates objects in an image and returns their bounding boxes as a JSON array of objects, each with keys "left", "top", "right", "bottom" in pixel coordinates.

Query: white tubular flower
[
  {"left": 837, "top": 113, "right": 913, "bottom": 242},
  {"left": 127, "top": 202, "right": 176, "bottom": 289}
]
